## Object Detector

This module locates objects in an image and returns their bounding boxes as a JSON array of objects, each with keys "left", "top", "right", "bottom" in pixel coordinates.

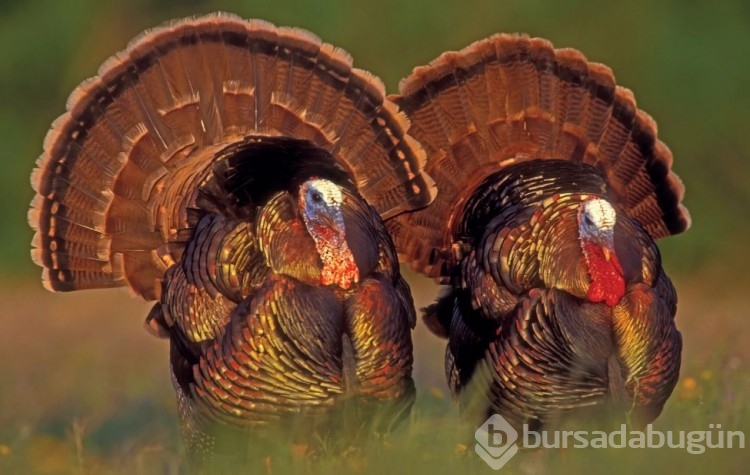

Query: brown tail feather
[
  {"left": 389, "top": 34, "right": 690, "bottom": 280},
  {"left": 29, "top": 12, "right": 435, "bottom": 299}
]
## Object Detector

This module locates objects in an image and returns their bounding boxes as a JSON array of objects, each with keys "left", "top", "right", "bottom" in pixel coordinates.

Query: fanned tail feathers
[
  {"left": 387, "top": 34, "right": 690, "bottom": 281},
  {"left": 29, "top": 12, "right": 435, "bottom": 299}
]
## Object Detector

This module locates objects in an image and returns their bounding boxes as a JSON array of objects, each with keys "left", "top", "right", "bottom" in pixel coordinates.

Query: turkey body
[
  {"left": 156, "top": 138, "right": 418, "bottom": 456},
  {"left": 433, "top": 160, "right": 681, "bottom": 429},
  {"left": 389, "top": 35, "right": 690, "bottom": 430},
  {"left": 28, "top": 13, "right": 434, "bottom": 462}
]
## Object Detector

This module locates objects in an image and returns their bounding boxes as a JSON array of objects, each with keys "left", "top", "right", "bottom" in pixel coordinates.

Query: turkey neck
[
  {"left": 577, "top": 198, "right": 626, "bottom": 307},
  {"left": 305, "top": 222, "right": 359, "bottom": 290},
  {"left": 580, "top": 238, "right": 625, "bottom": 307}
]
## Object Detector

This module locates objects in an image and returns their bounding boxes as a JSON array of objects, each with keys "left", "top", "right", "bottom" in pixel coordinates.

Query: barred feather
[
  {"left": 388, "top": 34, "right": 689, "bottom": 281},
  {"left": 30, "top": 12, "right": 435, "bottom": 299}
]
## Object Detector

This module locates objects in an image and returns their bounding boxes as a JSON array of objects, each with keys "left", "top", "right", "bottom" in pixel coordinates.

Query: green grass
[{"left": 1, "top": 274, "right": 748, "bottom": 474}]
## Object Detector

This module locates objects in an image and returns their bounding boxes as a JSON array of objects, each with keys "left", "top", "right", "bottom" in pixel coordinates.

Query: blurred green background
[{"left": 2, "top": 0, "right": 749, "bottom": 473}]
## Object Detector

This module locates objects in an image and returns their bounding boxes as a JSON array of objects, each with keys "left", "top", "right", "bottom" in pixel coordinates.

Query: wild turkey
[
  {"left": 28, "top": 13, "right": 435, "bottom": 462},
  {"left": 387, "top": 35, "right": 690, "bottom": 430}
]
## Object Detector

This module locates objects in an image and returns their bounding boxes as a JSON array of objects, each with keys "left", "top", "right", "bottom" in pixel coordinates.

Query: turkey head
[
  {"left": 388, "top": 35, "right": 690, "bottom": 431},
  {"left": 298, "top": 178, "right": 359, "bottom": 289},
  {"left": 577, "top": 198, "right": 625, "bottom": 307},
  {"left": 28, "top": 13, "right": 435, "bottom": 464}
]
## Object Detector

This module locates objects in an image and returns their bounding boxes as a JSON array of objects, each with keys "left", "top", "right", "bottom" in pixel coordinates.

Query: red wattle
[
  {"left": 582, "top": 241, "right": 625, "bottom": 307},
  {"left": 310, "top": 224, "right": 359, "bottom": 289}
]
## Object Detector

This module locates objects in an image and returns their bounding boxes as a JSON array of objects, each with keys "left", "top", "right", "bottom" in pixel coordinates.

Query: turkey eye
[
  {"left": 583, "top": 215, "right": 593, "bottom": 226},
  {"left": 311, "top": 192, "right": 322, "bottom": 203}
]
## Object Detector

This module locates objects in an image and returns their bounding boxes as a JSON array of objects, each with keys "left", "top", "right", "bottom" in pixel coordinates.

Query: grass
[{"left": 1, "top": 272, "right": 748, "bottom": 474}]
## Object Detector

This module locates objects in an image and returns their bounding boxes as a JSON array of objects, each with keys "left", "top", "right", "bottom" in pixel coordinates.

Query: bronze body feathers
[{"left": 389, "top": 35, "right": 688, "bottom": 429}]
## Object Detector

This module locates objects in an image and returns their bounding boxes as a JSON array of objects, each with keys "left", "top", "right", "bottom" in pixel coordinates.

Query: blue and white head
[
  {"left": 578, "top": 197, "right": 618, "bottom": 263},
  {"left": 578, "top": 198, "right": 616, "bottom": 244},
  {"left": 298, "top": 178, "right": 345, "bottom": 241},
  {"left": 297, "top": 178, "right": 359, "bottom": 288}
]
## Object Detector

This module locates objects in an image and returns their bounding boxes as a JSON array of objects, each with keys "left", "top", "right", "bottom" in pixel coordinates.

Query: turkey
[
  {"left": 387, "top": 34, "right": 690, "bottom": 430},
  {"left": 28, "top": 13, "right": 435, "bottom": 464}
]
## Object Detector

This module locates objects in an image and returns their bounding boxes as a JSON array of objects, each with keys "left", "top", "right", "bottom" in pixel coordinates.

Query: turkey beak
[
  {"left": 318, "top": 212, "right": 338, "bottom": 231},
  {"left": 322, "top": 205, "right": 347, "bottom": 241},
  {"left": 599, "top": 235, "right": 624, "bottom": 276},
  {"left": 595, "top": 230, "right": 615, "bottom": 262}
]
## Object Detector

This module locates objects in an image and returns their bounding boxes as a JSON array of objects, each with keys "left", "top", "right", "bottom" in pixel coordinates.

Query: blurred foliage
[{"left": 2, "top": 0, "right": 749, "bottom": 282}]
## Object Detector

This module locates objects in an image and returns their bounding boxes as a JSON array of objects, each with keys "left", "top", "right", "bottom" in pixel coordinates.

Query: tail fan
[
  {"left": 387, "top": 34, "right": 690, "bottom": 281},
  {"left": 29, "top": 13, "right": 435, "bottom": 299}
]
